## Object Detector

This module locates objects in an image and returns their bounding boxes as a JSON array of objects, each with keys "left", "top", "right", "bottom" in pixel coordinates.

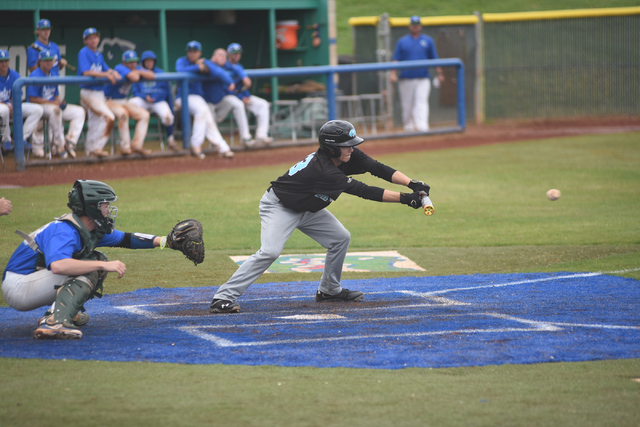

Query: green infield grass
[{"left": 1, "top": 132, "right": 639, "bottom": 426}]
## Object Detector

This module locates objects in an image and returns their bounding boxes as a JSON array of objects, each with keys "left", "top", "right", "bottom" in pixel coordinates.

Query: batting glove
[
  {"left": 400, "top": 192, "right": 423, "bottom": 209},
  {"left": 408, "top": 180, "right": 430, "bottom": 196}
]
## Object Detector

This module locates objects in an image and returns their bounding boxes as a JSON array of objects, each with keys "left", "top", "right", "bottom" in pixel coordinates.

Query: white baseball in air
[{"left": 546, "top": 189, "right": 561, "bottom": 201}]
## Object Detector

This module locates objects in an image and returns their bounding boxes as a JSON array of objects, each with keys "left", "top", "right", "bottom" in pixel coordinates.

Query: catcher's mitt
[{"left": 165, "top": 219, "right": 205, "bottom": 265}]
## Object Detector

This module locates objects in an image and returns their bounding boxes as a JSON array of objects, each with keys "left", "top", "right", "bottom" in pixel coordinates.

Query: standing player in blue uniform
[
  {"left": 209, "top": 120, "right": 430, "bottom": 313},
  {"left": 78, "top": 28, "right": 121, "bottom": 158},
  {"left": 175, "top": 41, "right": 233, "bottom": 159},
  {"left": 2, "top": 180, "right": 196, "bottom": 339},
  {"left": 103, "top": 50, "right": 153, "bottom": 156},
  {"left": 390, "top": 16, "right": 444, "bottom": 132},
  {"left": 204, "top": 48, "right": 254, "bottom": 147},
  {"left": 226, "top": 43, "right": 273, "bottom": 144},
  {"left": 27, "top": 19, "right": 68, "bottom": 75},
  {"left": 27, "top": 50, "right": 86, "bottom": 159},
  {"left": 0, "top": 50, "right": 44, "bottom": 152},
  {"left": 130, "top": 50, "right": 178, "bottom": 151}
]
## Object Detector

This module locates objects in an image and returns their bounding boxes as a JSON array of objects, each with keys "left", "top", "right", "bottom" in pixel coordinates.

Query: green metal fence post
[
  {"left": 269, "top": 8, "right": 278, "bottom": 105},
  {"left": 159, "top": 9, "right": 169, "bottom": 72}
]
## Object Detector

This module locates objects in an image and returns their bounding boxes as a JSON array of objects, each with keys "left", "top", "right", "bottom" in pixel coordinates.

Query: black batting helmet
[{"left": 318, "top": 120, "right": 364, "bottom": 158}]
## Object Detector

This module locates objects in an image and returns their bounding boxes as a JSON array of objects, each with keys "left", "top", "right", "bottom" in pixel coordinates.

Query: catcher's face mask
[{"left": 98, "top": 201, "right": 118, "bottom": 228}]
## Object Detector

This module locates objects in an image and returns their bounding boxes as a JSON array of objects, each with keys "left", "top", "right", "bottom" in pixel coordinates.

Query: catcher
[{"left": 2, "top": 180, "right": 204, "bottom": 339}]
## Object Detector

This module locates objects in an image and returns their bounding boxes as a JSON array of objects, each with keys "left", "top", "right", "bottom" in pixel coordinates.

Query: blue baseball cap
[
  {"left": 38, "top": 49, "right": 56, "bottom": 61},
  {"left": 83, "top": 27, "right": 100, "bottom": 39},
  {"left": 140, "top": 50, "right": 157, "bottom": 62},
  {"left": 410, "top": 16, "right": 421, "bottom": 25},
  {"left": 36, "top": 19, "right": 51, "bottom": 30},
  {"left": 122, "top": 50, "right": 139, "bottom": 62},
  {"left": 186, "top": 41, "right": 202, "bottom": 51},
  {"left": 0, "top": 50, "right": 9, "bottom": 61},
  {"left": 227, "top": 43, "right": 243, "bottom": 54}
]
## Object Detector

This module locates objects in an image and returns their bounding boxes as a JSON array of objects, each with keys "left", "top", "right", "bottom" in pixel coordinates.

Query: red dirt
[{"left": 1, "top": 117, "right": 639, "bottom": 188}]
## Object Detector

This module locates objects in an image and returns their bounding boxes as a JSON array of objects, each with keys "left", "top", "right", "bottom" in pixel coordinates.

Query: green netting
[{"left": 484, "top": 15, "right": 640, "bottom": 120}]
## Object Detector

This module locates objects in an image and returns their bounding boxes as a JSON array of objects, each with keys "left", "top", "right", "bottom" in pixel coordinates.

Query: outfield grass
[{"left": 1, "top": 133, "right": 639, "bottom": 426}]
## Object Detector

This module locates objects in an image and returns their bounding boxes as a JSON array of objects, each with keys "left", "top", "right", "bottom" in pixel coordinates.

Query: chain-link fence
[
  {"left": 350, "top": 8, "right": 640, "bottom": 124},
  {"left": 484, "top": 13, "right": 640, "bottom": 120}
]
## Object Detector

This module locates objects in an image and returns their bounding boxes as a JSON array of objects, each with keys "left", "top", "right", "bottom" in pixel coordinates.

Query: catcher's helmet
[
  {"left": 318, "top": 120, "right": 364, "bottom": 158},
  {"left": 68, "top": 180, "right": 118, "bottom": 233}
]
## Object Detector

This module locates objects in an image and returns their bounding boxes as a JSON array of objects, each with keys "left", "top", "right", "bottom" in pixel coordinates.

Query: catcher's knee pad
[
  {"left": 86, "top": 250, "right": 109, "bottom": 297},
  {"left": 50, "top": 276, "right": 95, "bottom": 327}
]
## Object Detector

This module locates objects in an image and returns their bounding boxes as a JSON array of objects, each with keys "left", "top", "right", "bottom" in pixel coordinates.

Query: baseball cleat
[
  {"left": 167, "top": 137, "right": 180, "bottom": 151},
  {"left": 33, "top": 322, "right": 83, "bottom": 339},
  {"left": 133, "top": 147, "right": 153, "bottom": 156},
  {"left": 316, "top": 289, "right": 364, "bottom": 302},
  {"left": 32, "top": 149, "right": 46, "bottom": 158},
  {"left": 88, "top": 149, "right": 109, "bottom": 158},
  {"left": 242, "top": 138, "right": 256, "bottom": 148},
  {"left": 220, "top": 150, "right": 235, "bottom": 158},
  {"left": 256, "top": 136, "right": 273, "bottom": 144},
  {"left": 37, "top": 312, "right": 90, "bottom": 328},
  {"left": 65, "top": 140, "right": 77, "bottom": 158},
  {"left": 210, "top": 299, "right": 241, "bottom": 313}
]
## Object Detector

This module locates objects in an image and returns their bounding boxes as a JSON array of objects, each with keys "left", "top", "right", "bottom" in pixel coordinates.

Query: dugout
[{"left": 0, "top": 0, "right": 332, "bottom": 105}]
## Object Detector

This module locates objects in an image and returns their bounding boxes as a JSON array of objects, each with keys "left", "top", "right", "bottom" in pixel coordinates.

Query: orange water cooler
[{"left": 276, "top": 20, "right": 300, "bottom": 49}]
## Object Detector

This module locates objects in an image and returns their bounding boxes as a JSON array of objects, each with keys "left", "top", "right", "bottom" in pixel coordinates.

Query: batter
[{"left": 210, "top": 120, "right": 430, "bottom": 313}]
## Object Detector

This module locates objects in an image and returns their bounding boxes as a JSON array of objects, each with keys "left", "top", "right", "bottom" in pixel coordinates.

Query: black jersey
[{"left": 271, "top": 148, "right": 396, "bottom": 213}]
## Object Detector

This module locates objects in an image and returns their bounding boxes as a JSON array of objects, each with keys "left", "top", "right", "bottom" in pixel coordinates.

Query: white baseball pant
[
  {"left": 244, "top": 95, "right": 271, "bottom": 140},
  {"left": 128, "top": 97, "right": 174, "bottom": 127},
  {"left": 2, "top": 270, "right": 69, "bottom": 312},
  {"left": 213, "top": 189, "right": 351, "bottom": 302},
  {"left": 0, "top": 103, "right": 11, "bottom": 142},
  {"left": 210, "top": 95, "right": 252, "bottom": 140},
  {"left": 0, "top": 103, "right": 44, "bottom": 145},
  {"left": 398, "top": 77, "right": 431, "bottom": 132},
  {"left": 106, "top": 98, "right": 150, "bottom": 150},
  {"left": 80, "top": 89, "right": 115, "bottom": 153},
  {"left": 175, "top": 94, "right": 230, "bottom": 153},
  {"left": 32, "top": 103, "right": 86, "bottom": 151}
]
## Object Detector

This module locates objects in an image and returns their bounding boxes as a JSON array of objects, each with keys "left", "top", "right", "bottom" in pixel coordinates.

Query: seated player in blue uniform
[
  {"left": 2, "top": 180, "right": 194, "bottom": 339},
  {"left": 130, "top": 50, "right": 178, "bottom": 151},
  {"left": 210, "top": 120, "right": 431, "bottom": 313}
]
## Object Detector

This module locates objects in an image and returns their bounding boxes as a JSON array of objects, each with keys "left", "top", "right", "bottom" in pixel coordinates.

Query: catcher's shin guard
[
  {"left": 48, "top": 275, "right": 97, "bottom": 328},
  {"left": 47, "top": 250, "right": 109, "bottom": 328}
]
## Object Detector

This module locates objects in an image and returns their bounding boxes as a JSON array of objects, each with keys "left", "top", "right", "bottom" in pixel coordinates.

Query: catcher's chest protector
[{"left": 56, "top": 213, "right": 105, "bottom": 260}]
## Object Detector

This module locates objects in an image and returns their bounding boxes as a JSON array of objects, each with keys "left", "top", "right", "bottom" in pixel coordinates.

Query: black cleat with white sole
[
  {"left": 210, "top": 299, "right": 241, "bottom": 313},
  {"left": 315, "top": 289, "right": 364, "bottom": 302}
]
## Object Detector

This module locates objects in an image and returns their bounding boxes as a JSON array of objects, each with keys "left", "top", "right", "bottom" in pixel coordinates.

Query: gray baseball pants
[{"left": 213, "top": 188, "right": 351, "bottom": 302}]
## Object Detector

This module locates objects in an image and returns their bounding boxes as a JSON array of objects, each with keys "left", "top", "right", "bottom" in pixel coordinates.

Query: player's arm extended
[
  {"left": 50, "top": 258, "right": 126, "bottom": 279},
  {"left": 137, "top": 69, "right": 155, "bottom": 81},
  {"left": 111, "top": 233, "right": 163, "bottom": 249},
  {"left": 82, "top": 69, "right": 120, "bottom": 84}
]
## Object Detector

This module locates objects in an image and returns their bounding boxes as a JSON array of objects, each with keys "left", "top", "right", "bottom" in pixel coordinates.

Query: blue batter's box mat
[
  {"left": 230, "top": 250, "right": 425, "bottom": 273},
  {"left": 0, "top": 272, "right": 639, "bottom": 369}
]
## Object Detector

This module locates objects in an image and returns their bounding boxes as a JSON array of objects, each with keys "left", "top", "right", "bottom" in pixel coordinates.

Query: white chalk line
[
  {"left": 176, "top": 311, "right": 640, "bottom": 348},
  {"left": 114, "top": 302, "right": 464, "bottom": 320},
  {"left": 112, "top": 270, "right": 640, "bottom": 346},
  {"left": 115, "top": 268, "right": 639, "bottom": 310},
  {"left": 180, "top": 326, "right": 545, "bottom": 347}
]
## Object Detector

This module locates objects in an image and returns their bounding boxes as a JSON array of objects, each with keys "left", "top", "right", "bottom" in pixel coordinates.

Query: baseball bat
[
  {"left": 65, "top": 63, "right": 77, "bottom": 71},
  {"left": 421, "top": 194, "right": 434, "bottom": 216}
]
